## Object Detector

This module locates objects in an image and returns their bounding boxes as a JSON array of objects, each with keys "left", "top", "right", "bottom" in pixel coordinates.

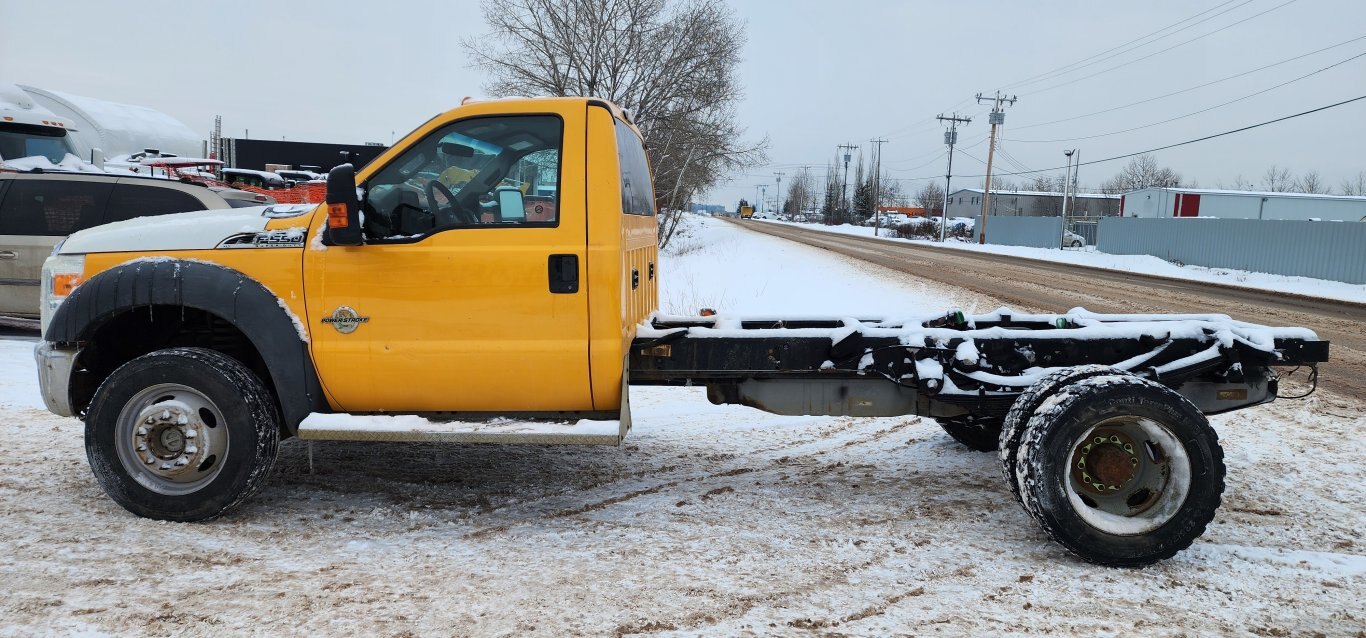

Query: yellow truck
[
  {"left": 34, "top": 97, "right": 1329, "bottom": 566},
  {"left": 738, "top": 199, "right": 754, "bottom": 219}
]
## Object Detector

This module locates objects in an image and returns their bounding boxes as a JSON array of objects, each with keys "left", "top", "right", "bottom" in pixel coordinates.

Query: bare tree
[
  {"left": 1100, "top": 154, "right": 1182, "bottom": 194},
  {"left": 1261, "top": 165, "right": 1293, "bottom": 192},
  {"left": 878, "top": 174, "right": 907, "bottom": 208},
  {"left": 1027, "top": 174, "right": 1064, "bottom": 216},
  {"left": 1340, "top": 170, "right": 1366, "bottom": 196},
  {"left": 466, "top": 0, "right": 767, "bottom": 248},
  {"left": 1293, "top": 170, "right": 1328, "bottom": 194},
  {"left": 784, "top": 170, "right": 817, "bottom": 218},
  {"left": 913, "top": 181, "right": 945, "bottom": 217},
  {"left": 1215, "top": 174, "right": 1250, "bottom": 190}
]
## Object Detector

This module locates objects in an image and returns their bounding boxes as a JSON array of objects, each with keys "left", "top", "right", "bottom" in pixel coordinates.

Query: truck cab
[
  {"left": 0, "top": 84, "right": 81, "bottom": 165},
  {"left": 36, "top": 97, "right": 657, "bottom": 521}
]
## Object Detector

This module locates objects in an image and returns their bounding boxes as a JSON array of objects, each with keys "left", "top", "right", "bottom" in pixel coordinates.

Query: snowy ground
[
  {"left": 757, "top": 218, "right": 1366, "bottom": 305},
  {"left": 1, "top": 216, "right": 1362, "bottom": 636}
]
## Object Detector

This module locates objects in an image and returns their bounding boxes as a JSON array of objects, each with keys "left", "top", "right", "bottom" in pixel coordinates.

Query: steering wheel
[{"left": 425, "top": 180, "right": 478, "bottom": 226}]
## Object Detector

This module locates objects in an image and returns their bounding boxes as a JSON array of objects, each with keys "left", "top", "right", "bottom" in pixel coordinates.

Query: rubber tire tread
[
  {"left": 998, "top": 365, "right": 1118, "bottom": 505},
  {"left": 85, "top": 347, "right": 280, "bottom": 522},
  {"left": 938, "top": 416, "right": 1003, "bottom": 452},
  {"left": 1015, "top": 374, "right": 1224, "bottom": 567}
]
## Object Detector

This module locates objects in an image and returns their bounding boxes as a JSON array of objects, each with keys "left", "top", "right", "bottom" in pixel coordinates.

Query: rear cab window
[{"left": 615, "top": 120, "right": 655, "bottom": 216}]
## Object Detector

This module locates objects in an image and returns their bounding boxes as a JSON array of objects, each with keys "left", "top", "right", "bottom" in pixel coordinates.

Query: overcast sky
[{"left": 3, "top": 0, "right": 1364, "bottom": 205}]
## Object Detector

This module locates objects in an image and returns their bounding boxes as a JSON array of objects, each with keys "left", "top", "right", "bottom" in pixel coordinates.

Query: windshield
[{"left": 0, "top": 123, "right": 76, "bottom": 163}]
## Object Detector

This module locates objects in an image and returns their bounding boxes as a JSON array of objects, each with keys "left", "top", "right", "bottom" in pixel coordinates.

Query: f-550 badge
[{"left": 321, "top": 306, "right": 370, "bottom": 334}]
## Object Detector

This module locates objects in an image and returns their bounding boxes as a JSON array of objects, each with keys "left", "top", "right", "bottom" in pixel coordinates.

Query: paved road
[{"left": 733, "top": 220, "right": 1364, "bottom": 399}]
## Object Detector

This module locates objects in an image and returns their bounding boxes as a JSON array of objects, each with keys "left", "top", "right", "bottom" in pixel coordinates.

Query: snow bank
[{"left": 759, "top": 219, "right": 1366, "bottom": 304}]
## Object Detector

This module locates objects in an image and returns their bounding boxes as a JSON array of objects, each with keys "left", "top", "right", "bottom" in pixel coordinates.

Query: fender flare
[{"left": 45, "top": 258, "right": 326, "bottom": 431}]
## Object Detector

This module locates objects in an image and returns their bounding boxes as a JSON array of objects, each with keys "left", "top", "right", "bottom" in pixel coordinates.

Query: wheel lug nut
[
  {"left": 184, "top": 431, "right": 196, "bottom": 439},
  {"left": 137, "top": 427, "right": 147, "bottom": 436},
  {"left": 184, "top": 445, "right": 198, "bottom": 454}
]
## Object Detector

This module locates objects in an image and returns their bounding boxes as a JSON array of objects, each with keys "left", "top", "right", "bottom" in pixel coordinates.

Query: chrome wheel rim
[
  {"left": 114, "top": 384, "right": 230, "bottom": 496},
  {"left": 1064, "top": 415, "right": 1191, "bottom": 535}
]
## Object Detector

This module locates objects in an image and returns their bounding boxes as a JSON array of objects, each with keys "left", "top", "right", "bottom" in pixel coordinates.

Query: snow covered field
[
  {"left": 1, "top": 216, "right": 1362, "bottom": 636},
  {"left": 758, "top": 219, "right": 1366, "bottom": 305}
]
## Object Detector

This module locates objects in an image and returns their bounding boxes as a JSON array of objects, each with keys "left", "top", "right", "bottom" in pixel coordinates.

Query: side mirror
[
  {"left": 90, "top": 148, "right": 105, "bottom": 170},
  {"left": 496, "top": 187, "right": 525, "bottom": 222},
  {"left": 323, "top": 164, "right": 363, "bottom": 246}
]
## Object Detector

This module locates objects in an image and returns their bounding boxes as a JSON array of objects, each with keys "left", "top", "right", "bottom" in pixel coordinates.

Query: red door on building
[{"left": 1175, "top": 193, "right": 1201, "bottom": 217}]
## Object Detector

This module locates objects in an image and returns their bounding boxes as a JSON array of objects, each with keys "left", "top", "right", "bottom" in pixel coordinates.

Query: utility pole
[
  {"left": 1061, "top": 149, "right": 1075, "bottom": 247},
  {"left": 837, "top": 143, "right": 859, "bottom": 218},
  {"left": 936, "top": 113, "right": 971, "bottom": 242},
  {"left": 975, "top": 91, "right": 1018, "bottom": 244},
  {"left": 754, "top": 184, "right": 765, "bottom": 216},
  {"left": 774, "top": 171, "right": 785, "bottom": 218},
  {"left": 869, "top": 138, "right": 887, "bottom": 235}
]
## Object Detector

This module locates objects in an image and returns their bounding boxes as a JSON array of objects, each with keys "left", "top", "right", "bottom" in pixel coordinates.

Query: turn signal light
[
  {"left": 327, "top": 203, "right": 349, "bottom": 228},
  {"left": 52, "top": 273, "right": 83, "bottom": 297}
]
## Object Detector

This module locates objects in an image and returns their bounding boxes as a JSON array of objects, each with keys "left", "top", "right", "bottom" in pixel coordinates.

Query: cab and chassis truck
[{"left": 33, "top": 97, "right": 1329, "bottom": 567}]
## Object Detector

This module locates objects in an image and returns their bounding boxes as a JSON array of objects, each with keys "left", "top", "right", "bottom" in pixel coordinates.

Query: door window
[
  {"left": 0, "top": 179, "right": 112, "bottom": 236},
  {"left": 361, "top": 115, "right": 562, "bottom": 239},
  {"left": 105, "top": 184, "right": 207, "bottom": 223}
]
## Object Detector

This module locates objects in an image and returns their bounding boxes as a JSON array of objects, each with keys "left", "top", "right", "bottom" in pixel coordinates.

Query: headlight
[{"left": 40, "top": 253, "right": 85, "bottom": 336}]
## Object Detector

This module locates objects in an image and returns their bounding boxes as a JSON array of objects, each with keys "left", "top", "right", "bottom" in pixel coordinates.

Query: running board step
[{"left": 297, "top": 413, "right": 627, "bottom": 445}]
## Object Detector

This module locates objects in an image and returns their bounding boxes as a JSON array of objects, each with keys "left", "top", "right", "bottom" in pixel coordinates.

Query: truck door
[{"left": 304, "top": 110, "right": 593, "bottom": 413}]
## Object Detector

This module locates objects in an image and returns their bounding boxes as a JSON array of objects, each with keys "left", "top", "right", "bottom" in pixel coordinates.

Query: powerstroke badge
[{"left": 321, "top": 306, "right": 369, "bottom": 334}]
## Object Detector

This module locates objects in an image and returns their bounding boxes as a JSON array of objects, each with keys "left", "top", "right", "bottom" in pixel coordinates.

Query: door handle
[
  {"left": 631, "top": 268, "right": 639, "bottom": 290},
  {"left": 0, "top": 251, "right": 16, "bottom": 260},
  {"left": 548, "top": 254, "right": 578, "bottom": 294}
]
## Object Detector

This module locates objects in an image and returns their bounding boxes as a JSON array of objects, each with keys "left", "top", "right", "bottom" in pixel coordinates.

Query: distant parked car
[
  {"left": 274, "top": 169, "right": 324, "bottom": 183},
  {"left": 222, "top": 167, "right": 289, "bottom": 189},
  {"left": 1064, "top": 229, "right": 1086, "bottom": 247},
  {"left": 0, "top": 170, "right": 272, "bottom": 322}
]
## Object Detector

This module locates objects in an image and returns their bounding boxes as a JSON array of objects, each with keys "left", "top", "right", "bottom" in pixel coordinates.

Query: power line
[
  {"left": 1025, "top": 0, "right": 1302, "bottom": 97},
  {"left": 1011, "top": 33, "right": 1366, "bottom": 132},
  {"left": 1004, "top": 49, "right": 1366, "bottom": 143},
  {"left": 880, "top": 94, "right": 1366, "bottom": 182},
  {"left": 979, "top": 94, "right": 1366, "bottom": 179},
  {"left": 1000, "top": 0, "right": 1253, "bottom": 91}
]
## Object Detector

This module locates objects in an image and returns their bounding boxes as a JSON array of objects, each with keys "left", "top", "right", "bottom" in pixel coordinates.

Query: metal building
[
  {"left": 945, "top": 188, "right": 1120, "bottom": 218},
  {"left": 1121, "top": 187, "right": 1366, "bottom": 222}
]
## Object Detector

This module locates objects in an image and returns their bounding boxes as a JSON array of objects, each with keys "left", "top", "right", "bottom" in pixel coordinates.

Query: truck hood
[{"left": 59, "top": 204, "right": 319, "bottom": 254}]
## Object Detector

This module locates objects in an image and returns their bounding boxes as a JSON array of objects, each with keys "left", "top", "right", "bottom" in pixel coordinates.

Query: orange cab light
[
  {"left": 327, "top": 203, "right": 349, "bottom": 228},
  {"left": 53, "top": 273, "right": 83, "bottom": 297}
]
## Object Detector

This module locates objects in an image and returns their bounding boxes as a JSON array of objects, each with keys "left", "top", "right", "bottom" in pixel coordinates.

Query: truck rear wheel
[
  {"left": 936, "top": 415, "right": 1002, "bottom": 452},
  {"left": 85, "top": 347, "right": 280, "bottom": 522},
  {"left": 1015, "top": 374, "right": 1224, "bottom": 567},
  {"left": 999, "top": 365, "right": 1118, "bottom": 505}
]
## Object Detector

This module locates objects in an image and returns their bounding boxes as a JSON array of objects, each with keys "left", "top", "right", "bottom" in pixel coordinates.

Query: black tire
[
  {"left": 937, "top": 415, "right": 1002, "bottom": 452},
  {"left": 85, "top": 347, "right": 281, "bottom": 522},
  {"left": 1015, "top": 374, "right": 1224, "bottom": 567},
  {"left": 998, "top": 365, "right": 1118, "bottom": 505}
]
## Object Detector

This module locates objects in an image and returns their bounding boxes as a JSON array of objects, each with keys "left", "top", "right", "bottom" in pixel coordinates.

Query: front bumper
[{"left": 34, "top": 341, "right": 79, "bottom": 417}]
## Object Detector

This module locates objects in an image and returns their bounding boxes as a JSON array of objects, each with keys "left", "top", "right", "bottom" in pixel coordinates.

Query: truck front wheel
[
  {"left": 1015, "top": 374, "right": 1224, "bottom": 567},
  {"left": 85, "top": 348, "right": 280, "bottom": 522}
]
